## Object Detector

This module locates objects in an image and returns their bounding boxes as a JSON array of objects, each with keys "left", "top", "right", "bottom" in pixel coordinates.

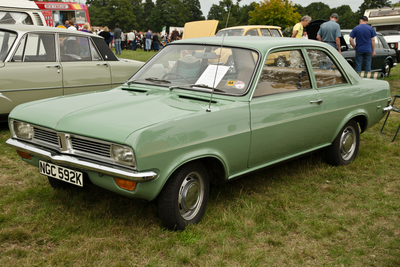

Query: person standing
[
  {"left": 114, "top": 24, "right": 122, "bottom": 55},
  {"left": 64, "top": 20, "right": 70, "bottom": 29},
  {"left": 68, "top": 20, "right": 77, "bottom": 31},
  {"left": 98, "top": 26, "right": 111, "bottom": 46},
  {"left": 317, "top": 13, "right": 342, "bottom": 54},
  {"left": 145, "top": 30, "right": 153, "bottom": 51},
  {"left": 153, "top": 32, "right": 160, "bottom": 51},
  {"left": 127, "top": 30, "right": 135, "bottom": 51},
  {"left": 349, "top": 16, "right": 377, "bottom": 72},
  {"left": 292, "top": 16, "right": 312, "bottom": 38},
  {"left": 171, "top": 28, "right": 179, "bottom": 41},
  {"left": 121, "top": 30, "right": 125, "bottom": 51}
]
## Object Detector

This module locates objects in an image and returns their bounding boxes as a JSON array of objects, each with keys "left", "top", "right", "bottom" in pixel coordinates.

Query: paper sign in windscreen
[{"left": 195, "top": 65, "right": 230, "bottom": 88}]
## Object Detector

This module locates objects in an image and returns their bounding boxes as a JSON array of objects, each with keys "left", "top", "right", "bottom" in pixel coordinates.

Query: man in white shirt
[
  {"left": 68, "top": 19, "right": 77, "bottom": 31},
  {"left": 127, "top": 30, "right": 136, "bottom": 51}
]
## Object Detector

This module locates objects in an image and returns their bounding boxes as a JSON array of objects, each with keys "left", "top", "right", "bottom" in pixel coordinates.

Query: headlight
[
  {"left": 390, "top": 43, "right": 395, "bottom": 49},
  {"left": 12, "top": 120, "right": 34, "bottom": 140},
  {"left": 111, "top": 144, "right": 136, "bottom": 167}
]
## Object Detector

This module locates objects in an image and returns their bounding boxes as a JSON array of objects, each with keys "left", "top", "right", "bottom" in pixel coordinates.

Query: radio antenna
[{"left": 206, "top": 4, "right": 232, "bottom": 112}]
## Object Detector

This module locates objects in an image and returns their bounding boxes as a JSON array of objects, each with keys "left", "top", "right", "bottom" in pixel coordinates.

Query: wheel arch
[{"left": 330, "top": 112, "right": 368, "bottom": 143}]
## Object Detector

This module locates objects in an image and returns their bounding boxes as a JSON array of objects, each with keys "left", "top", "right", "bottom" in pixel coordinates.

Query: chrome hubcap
[
  {"left": 340, "top": 126, "right": 356, "bottom": 161},
  {"left": 178, "top": 171, "right": 204, "bottom": 220},
  {"left": 385, "top": 63, "right": 390, "bottom": 76}
]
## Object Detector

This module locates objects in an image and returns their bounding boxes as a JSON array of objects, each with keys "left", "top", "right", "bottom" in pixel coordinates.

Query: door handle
[
  {"left": 310, "top": 99, "right": 323, "bottom": 105},
  {"left": 96, "top": 63, "right": 108, "bottom": 67},
  {"left": 46, "top": 65, "right": 60, "bottom": 69}
]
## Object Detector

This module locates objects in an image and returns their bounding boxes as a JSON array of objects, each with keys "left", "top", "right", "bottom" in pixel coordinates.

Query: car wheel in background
[
  {"left": 383, "top": 60, "right": 391, "bottom": 77},
  {"left": 157, "top": 162, "right": 209, "bottom": 230},
  {"left": 325, "top": 120, "right": 360, "bottom": 166}
]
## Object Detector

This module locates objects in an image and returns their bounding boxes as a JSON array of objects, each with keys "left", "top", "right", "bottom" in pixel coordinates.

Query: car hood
[{"left": 10, "top": 87, "right": 224, "bottom": 143}]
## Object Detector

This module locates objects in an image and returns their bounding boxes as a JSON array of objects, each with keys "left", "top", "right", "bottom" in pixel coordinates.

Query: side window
[
  {"left": 22, "top": 33, "right": 55, "bottom": 62},
  {"left": 270, "top": 29, "right": 281, "bottom": 37},
  {"left": 12, "top": 35, "right": 26, "bottom": 62},
  {"left": 260, "top": 29, "right": 271, "bottom": 36},
  {"left": 59, "top": 35, "right": 92, "bottom": 61},
  {"left": 375, "top": 36, "right": 382, "bottom": 49},
  {"left": 254, "top": 49, "right": 311, "bottom": 97},
  {"left": 245, "top": 29, "right": 259, "bottom": 36},
  {"left": 306, "top": 49, "right": 347, "bottom": 88},
  {"left": 90, "top": 40, "right": 102, "bottom": 61}
]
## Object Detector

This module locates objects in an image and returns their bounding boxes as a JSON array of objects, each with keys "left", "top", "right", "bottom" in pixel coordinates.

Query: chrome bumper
[
  {"left": 383, "top": 105, "right": 393, "bottom": 113},
  {"left": 6, "top": 138, "right": 157, "bottom": 182}
]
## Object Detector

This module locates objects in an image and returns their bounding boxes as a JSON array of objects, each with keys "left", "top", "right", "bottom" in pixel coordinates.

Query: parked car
[
  {"left": 216, "top": 25, "right": 283, "bottom": 37},
  {"left": 341, "top": 30, "right": 397, "bottom": 76},
  {"left": 306, "top": 20, "right": 397, "bottom": 76},
  {"left": 0, "top": 24, "right": 144, "bottom": 121},
  {"left": 376, "top": 30, "right": 400, "bottom": 62},
  {"left": 6, "top": 36, "right": 392, "bottom": 230}
]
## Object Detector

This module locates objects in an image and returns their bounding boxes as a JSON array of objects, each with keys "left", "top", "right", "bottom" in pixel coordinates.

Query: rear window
[{"left": 0, "top": 11, "right": 33, "bottom": 25}]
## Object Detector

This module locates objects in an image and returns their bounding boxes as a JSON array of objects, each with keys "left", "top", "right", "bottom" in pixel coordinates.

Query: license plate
[{"left": 39, "top": 160, "right": 83, "bottom": 187}]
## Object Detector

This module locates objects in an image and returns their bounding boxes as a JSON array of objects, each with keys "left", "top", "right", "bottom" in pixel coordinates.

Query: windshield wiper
[
  {"left": 169, "top": 84, "right": 225, "bottom": 93},
  {"left": 144, "top": 77, "right": 171, "bottom": 83}
]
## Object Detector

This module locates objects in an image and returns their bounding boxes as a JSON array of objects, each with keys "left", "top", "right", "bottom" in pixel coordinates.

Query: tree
[
  {"left": 237, "top": 2, "right": 256, "bottom": 25},
  {"left": 248, "top": 0, "right": 301, "bottom": 29},
  {"left": 183, "top": 0, "right": 205, "bottom": 21},
  {"left": 302, "top": 2, "right": 331, "bottom": 20},
  {"left": 358, "top": 0, "right": 392, "bottom": 16}
]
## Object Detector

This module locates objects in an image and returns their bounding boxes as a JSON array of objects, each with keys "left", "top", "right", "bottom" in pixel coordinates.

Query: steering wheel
[{"left": 162, "top": 72, "right": 190, "bottom": 83}]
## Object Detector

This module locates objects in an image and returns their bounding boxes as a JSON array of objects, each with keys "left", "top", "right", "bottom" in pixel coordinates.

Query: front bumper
[{"left": 6, "top": 138, "right": 158, "bottom": 182}]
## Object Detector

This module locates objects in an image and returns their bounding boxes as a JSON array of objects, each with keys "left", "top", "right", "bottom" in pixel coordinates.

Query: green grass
[{"left": 1, "top": 60, "right": 400, "bottom": 266}]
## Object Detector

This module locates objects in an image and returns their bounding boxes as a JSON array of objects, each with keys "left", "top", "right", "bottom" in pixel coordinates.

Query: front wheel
[
  {"left": 325, "top": 120, "right": 360, "bottom": 166},
  {"left": 383, "top": 60, "right": 391, "bottom": 77},
  {"left": 157, "top": 162, "right": 209, "bottom": 230}
]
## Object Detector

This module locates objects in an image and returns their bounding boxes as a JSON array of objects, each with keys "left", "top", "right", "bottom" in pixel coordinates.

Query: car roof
[
  {"left": 0, "top": 24, "right": 100, "bottom": 38},
  {"left": 220, "top": 25, "right": 281, "bottom": 30},
  {"left": 173, "top": 36, "right": 324, "bottom": 53},
  {"left": 341, "top": 29, "right": 383, "bottom": 36}
]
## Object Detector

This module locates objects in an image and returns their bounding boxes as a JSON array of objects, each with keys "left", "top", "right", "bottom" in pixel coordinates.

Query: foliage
[{"left": 248, "top": 0, "right": 301, "bottom": 29}]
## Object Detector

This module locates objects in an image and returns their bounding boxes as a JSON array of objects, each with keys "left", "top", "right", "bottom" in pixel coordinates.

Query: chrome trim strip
[
  {"left": 62, "top": 83, "right": 111, "bottom": 89},
  {"left": 0, "top": 87, "right": 63, "bottom": 93},
  {"left": 6, "top": 138, "right": 157, "bottom": 182}
]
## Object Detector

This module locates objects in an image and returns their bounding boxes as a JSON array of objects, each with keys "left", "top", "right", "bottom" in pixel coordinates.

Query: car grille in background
[
  {"left": 33, "top": 127, "right": 58, "bottom": 145},
  {"left": 70, "top": 137, "right": 111, "bottom": 158}
]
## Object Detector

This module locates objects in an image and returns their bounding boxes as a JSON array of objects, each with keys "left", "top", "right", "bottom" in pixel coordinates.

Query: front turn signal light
[
  {"left": 17, "top": 150, "right": 31, "bottom": 160},
  {"left": 114, "top": 178, "right": 136, "bottom": 191}
]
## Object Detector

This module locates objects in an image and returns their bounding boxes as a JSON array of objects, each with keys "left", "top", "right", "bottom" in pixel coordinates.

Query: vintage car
[
  {"left": 6, "top": 37, "right": 393, "bottom": 230},
  {"left": 341, "top": 30, "right": 397, "bottom": 77},
  {"left": 0, "top": 24, "right": 143, "bottom": 121},
  {"left": 216, "top": 25, "right": 283, "bottom": 37}
]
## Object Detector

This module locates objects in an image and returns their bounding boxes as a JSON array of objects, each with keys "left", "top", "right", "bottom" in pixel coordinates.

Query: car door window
[
  {"left": 375, "top": 36, "right": 383, "bottom": 49},
  {"left": 0, "top": 30, "right": 17, "bottom": 61},
  {"left": 306, "top": 49, "right": 347, "bottom": 88},
  {"left": 254, "top": 49, "right": 311, "bottom": 97},
  {"left": 245, "top": 29, "right": 259, "bottom": 36},
  {"left": 59, "top": 34, "right": 92, "bottom": 61},
  {"left": 90, "top": 40, "right": 102, "bottom": 61},
  {"left": 270, "top": 29, "right": 281, "bottom": 37},
  {"left": 260, "top": 29, "right": 272, "bottom": 36},
  {"left": 14, "top": 33, "right": 55, "bottom": 62}
]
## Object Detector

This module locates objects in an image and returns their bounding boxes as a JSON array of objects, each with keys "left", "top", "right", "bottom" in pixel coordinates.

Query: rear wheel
[
  {"left": 383, "top": 60, "right": 391, "bottom": 77},
  {"left": 157, "top": 162, "right": 209, "bottom": 230},
  {"left": 325, "top": 120, "right": 360, "bottom": 166}
]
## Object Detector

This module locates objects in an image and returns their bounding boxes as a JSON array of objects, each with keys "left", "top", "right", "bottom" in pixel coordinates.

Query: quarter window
[
  {"left": 254, "top": 49, "right": 311, "bottom": 97},
  {"left": 59, "top": 35, "right": 92, "bottom": 61},
  {"left": 270, "top": 29, "right": 281, "bottom": 37},
  {"left": 260, "top": 29, "right": 272, "bottom": 36},
  {"left": 0, "top": 30, "right": 17, "bottom": 61},
  {"left": 306, "top": 49, "right": 346, "bottom": 87}
]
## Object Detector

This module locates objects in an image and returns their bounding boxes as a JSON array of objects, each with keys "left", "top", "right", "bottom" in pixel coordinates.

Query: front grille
[
  {"left": 33, "top": 127, "right": 58, "bottom": 145},
  {"left": 71, "top": 137, "right": 111, "bottom": 158}
]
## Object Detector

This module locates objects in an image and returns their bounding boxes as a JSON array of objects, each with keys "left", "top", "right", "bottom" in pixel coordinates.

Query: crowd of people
[
  {"left": 291, "top": 13, "right": 377, "bottom": 72},
  {"left": 55, "top": 21, "right": 184, "bottom": 55}
]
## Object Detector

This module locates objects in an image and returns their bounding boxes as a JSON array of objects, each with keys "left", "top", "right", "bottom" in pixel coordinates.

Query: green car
[
  {"left": 0, "top": 24, "right": 143, "bottom": 121},
  {"left": 6, "top": 36, "right": 393, "bottom": 230}
]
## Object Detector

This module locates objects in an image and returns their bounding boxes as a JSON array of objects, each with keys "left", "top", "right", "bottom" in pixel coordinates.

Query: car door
[
  {"left": 371, "top": 36, "right": 387, "bottom": 71},
  {"left": 304, "top": 48, "right": 357, "bottom": 144},
  {"left": 248, "top": 48, "right": 325, "bottom": 168},
  {"left": 0, "top": 32, "right": 62, "bottom": 115},
  {"left": 59, "top": 34, "right": 112, "bottom": 95}
]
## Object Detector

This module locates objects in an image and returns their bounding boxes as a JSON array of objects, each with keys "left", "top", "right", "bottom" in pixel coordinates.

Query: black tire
[
  {"left": 47, "top": 176, "right": 74, "bottom": 190},
  {"left": 157, "top": 162, "right": 209, "bottom": 230},
  {"left": 383, "top": 60, "right": 391, "bottom": 77},
  {"left": 325, "top": 120, "right": 360, "bottom": 166}
]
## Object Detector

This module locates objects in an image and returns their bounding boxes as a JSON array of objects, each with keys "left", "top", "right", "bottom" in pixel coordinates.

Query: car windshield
[
  {"left": 129, "top": 44, "right": 259, "bottom": 95},
  {"left": 216, "top": 29, "right": 245, "bottom": 36},
  {"left": 0, "top": 30, "right": 17, "bottom": 61}
]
